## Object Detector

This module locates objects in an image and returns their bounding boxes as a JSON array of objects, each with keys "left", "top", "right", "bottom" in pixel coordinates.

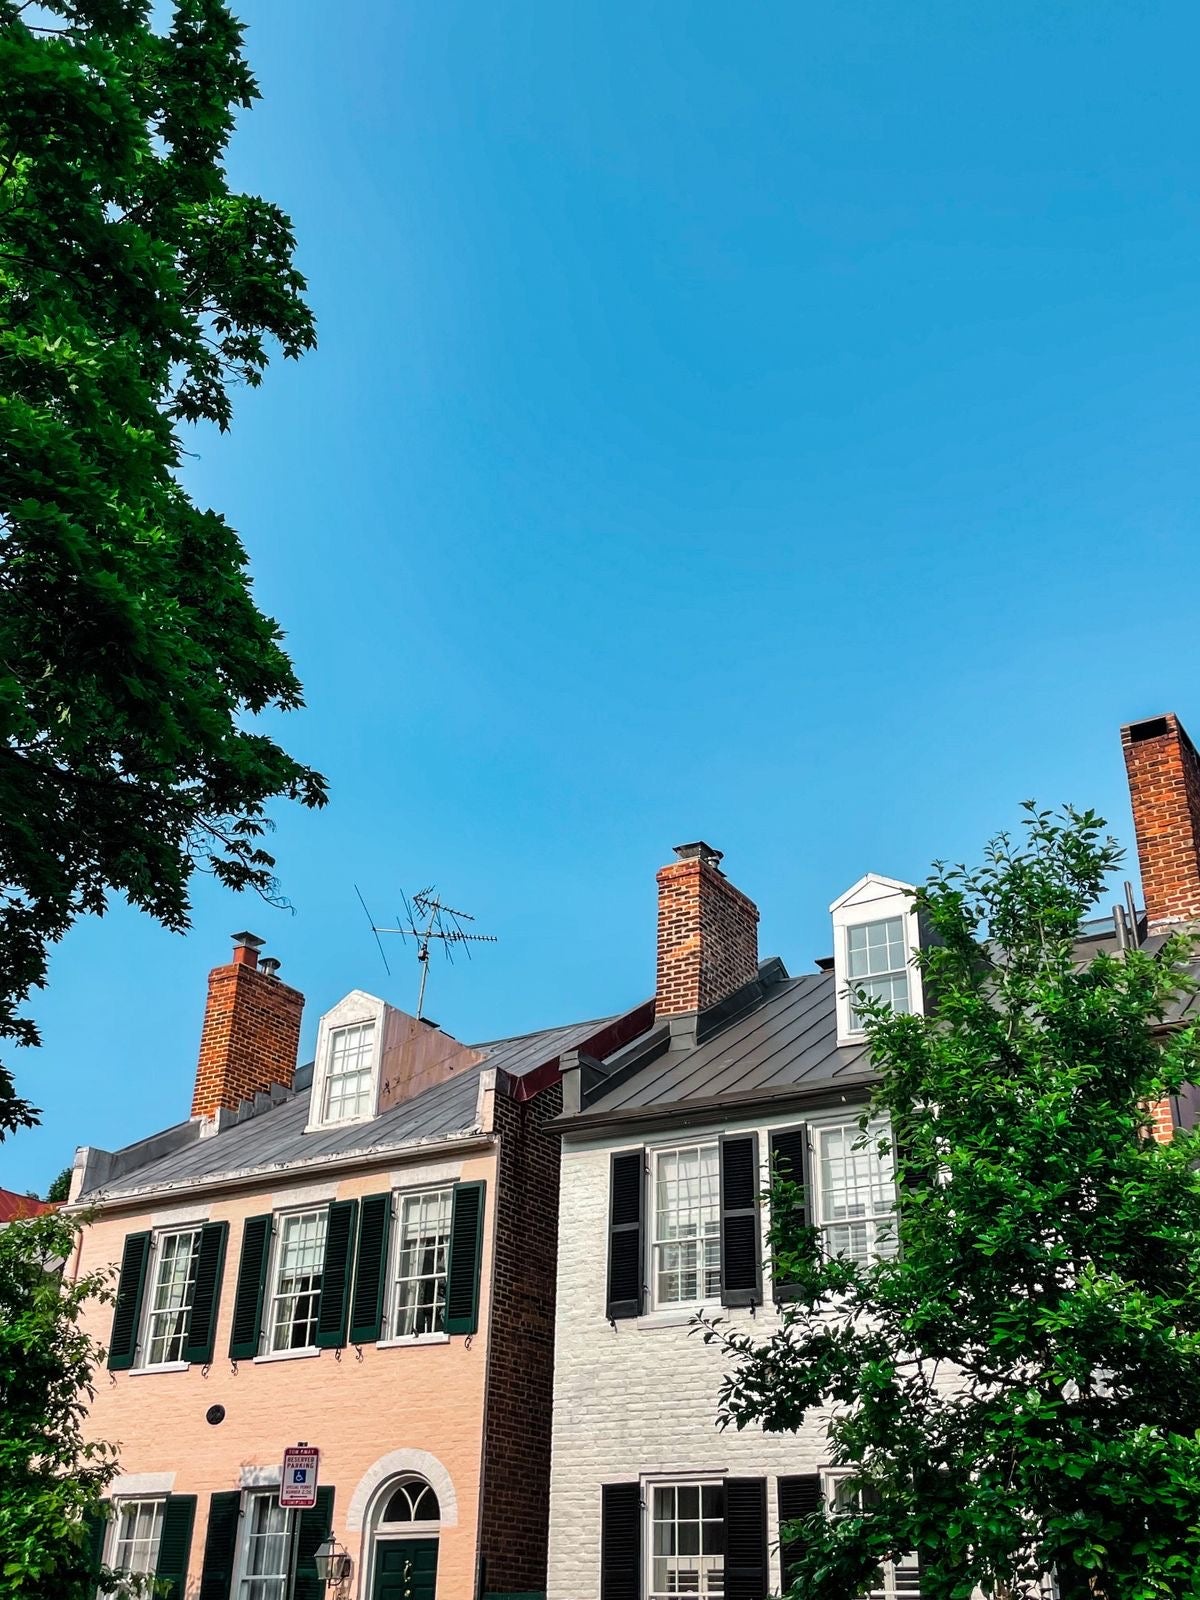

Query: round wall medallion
[{"left": 205, "top": 1404, "right": 226, "bottom": 1426}]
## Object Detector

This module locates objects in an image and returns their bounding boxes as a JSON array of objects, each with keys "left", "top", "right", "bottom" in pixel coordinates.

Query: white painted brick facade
[{"left": 548, "top": 1104, "right": 872, "bottom": 1599}]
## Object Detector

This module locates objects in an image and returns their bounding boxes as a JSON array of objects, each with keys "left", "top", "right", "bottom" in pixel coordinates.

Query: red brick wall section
[
  {"left": 478, "top": 1079, "right": 563, "bottom": 1597},
  {"left": 190, "top": 962, "right": 304, "bottom": 1118},
  {"left": 656, "top": 852, "right": 760, "bottom": 1016},
  {"left": 1147, "top": 1097, "right": 1176, "bottom": 1145},
  {"left": 1122, "top": 713, "right": 1200, "bottom": 930}
]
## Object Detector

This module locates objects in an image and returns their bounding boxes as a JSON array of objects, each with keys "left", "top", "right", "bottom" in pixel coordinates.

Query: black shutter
[
  {"left": 293, "top": 1485, "right": 335, "bottom": 1600},
  {"left": 184, "top": 1221, "right": 229, "bottom": 1365},
  {"left": 228, "top": 1214, "right": 272, "bottom": 1361},
  {"left": 606, "top": 1148, "right": 645, "bottom": 1319},
  {"left": 349, "top": 1192, "right": 392, "bottom": 1344},
  {"left": 600, "top": 1481, "right": 642, "bottom": 1600},
  {"left": 316, "top": 1198, "right": 359, "bottom": 1349},
  {"left": 198, "top": 1490, "right": 242, "bottom": 1600},
  {"left": 769, "top": 1126, "right": 812, "bottom": 1304},
  {"left": 777, "top": 1474, "right": 822, "bottom": 1593},
  {"left": 154, "top": 1494, "right": 196, "bottom": 1600},
  {"left": 107, "top": 1231, "right": 151, "bottom": 1370},
  {"left": 719, "top": 1133, "right": 762, "bottom": 1308},
  {"left": 83, "top": 1502, "right": 109, "bottom": 1578},
  {"left": 724, "top": 1478, "right": 768, "bottom": 1600},
  {"left": 445, "top": 1180, "right": 486, "bottom": 1336}
]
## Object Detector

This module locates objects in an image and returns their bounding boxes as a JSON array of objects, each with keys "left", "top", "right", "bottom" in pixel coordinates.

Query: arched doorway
[{"left": 369, "top": 1475, "right": 441, "bottom": 1599}]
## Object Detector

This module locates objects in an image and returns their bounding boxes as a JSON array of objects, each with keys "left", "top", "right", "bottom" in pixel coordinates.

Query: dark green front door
[{"left": 373, "top": 1539, "right": 438, "bottom": 1600}]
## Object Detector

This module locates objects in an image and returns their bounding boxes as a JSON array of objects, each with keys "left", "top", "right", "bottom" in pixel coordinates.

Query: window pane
[
  {"left": 817, "top": 1125, "right": 897, "bottom": 1265},
  {"left": 846, "top": 918, "right": 912, "bottom": 1029},
  {"left": 239, "top": 1492, "right": 292, "bottom": 1600},
  {"left": 144, "top": 1230, "right": 201, "bottom": 1366},
  {"left": 653, "top": 1145, "right": 720, "bottom": 1306},
  {"left": 651, "top": 1482, "right": 725, "bottom": 1598},
  {"left": 107, "top": 1499, "right": 164, "bottom": 1585},
  {"left": 323, "top": 1022, "right": 376, "bottom": 1122},
  {"left": 268, "top": 1210, "right": 327, "bottom": 1351},
  {"left": 391, "top": 1190, "right": 452, "bottom": 1337}
]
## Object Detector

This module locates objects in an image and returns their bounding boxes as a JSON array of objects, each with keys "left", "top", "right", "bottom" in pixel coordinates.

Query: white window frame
[
  {"left": 648, "top": 1140, "right": 722, "bottom": 1312},
  {"left": 305, "top": 990, "right": 386, "bottom": 1134},
  {"left": 821, "top": 1471, "right": 919, "bottom": 1599},
  {"left": 263, "top": 1206, "right": 328, "bottom": 1355},
  {"left": 641, "top": 1474, "right": 727, "bottom": 1600},
  {"left": 830, "top": 876, "right": 923, "bottom": 1045},
  {"left": 383, "top": 1186, "right": 453, "bottom": 1342},
  {"left": 809, "top": 1113, "right": 899, "bottom": 1265},
  {"left": 233, "top": 1488, "right": 297, "bottom": 1600},
  {"left": 103, "top": 1496, "right": 165, "bottom": 1588},
  {"left": 136, "top": 1225, "right": 203, "bottom": 1370}
]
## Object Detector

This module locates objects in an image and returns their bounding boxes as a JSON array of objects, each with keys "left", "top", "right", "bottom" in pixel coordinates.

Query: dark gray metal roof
[
  {"left": 82, "top": 1015, "right": 612, "bottom": 1202},
  {"left": 583, "top": 965, "right": 866, "bottom": 1117}
]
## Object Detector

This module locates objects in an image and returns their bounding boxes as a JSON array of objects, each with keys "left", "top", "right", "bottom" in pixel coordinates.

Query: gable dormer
[
  {"left": 305, "top": 991, "right": 487, "bottom": 1134},
  {"left": 830, "top": 873, "right": 923, "bottom": 1045}
]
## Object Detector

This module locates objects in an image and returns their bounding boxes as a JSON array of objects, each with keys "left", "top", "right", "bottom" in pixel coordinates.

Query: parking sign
[{"left": 279, "top": 1445, "right": 320, "bottom": 1509}]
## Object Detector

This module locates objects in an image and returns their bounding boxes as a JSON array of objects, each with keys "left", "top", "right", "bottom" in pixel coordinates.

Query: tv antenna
[{"left": 354, "top": 885, "right": 498, "bottom": 1020}]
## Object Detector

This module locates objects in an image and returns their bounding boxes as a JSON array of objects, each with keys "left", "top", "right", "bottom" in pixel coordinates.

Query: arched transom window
[{"left": 377, "top": 1475, "right": 440, "bottom": 1528}]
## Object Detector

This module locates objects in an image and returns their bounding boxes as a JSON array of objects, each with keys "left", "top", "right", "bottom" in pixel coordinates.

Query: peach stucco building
[{"left": 70, "top": 934, "right": 647, "bottom": 1600}]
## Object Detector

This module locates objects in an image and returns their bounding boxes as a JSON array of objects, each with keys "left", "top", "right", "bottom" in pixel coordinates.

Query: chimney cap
[
  {"left": 259, "top": 956, "right": 282, "bottom": 978},
  {"left": 673, "top": 841, "right": 724, "bottom": 869},
  {"left": 230, "top": 931, "right": 265, "bottom": 950}
]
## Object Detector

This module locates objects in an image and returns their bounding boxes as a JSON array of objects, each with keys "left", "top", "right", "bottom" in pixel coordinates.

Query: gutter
[
  {"left": 64, "top": 1129, "right": 498, "bottom": 1218},
  {"left": 555, "top": 1072, "right": 880, "bottom": 1139}
]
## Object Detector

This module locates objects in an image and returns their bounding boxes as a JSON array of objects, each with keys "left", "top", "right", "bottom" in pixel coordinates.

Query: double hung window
[
  {"left": 322, "top": 1022, "right": 376, "bottom": 1123},
  {"left": 267, "top": 1209, "right": 327, "bottom": 1352},
  {"left": 650, "top": 1482, "right": 725, "bottom": 1597},
  {"left": 845, "top": 918, "right": 910, "bottom": 1030},
  {"left": 827, "top": 1476, "right": 919, "bottom": 1599},
  {"left": 236, "top": 1492, "right": 294, "bottom": 1600},
  {"left": 814, "top": 1122, "right": 897, "bottom": 1264},
  {"left": 142, "top": 1228, "right": 201, "bottom": 1366},
  {"left": 652, "top": 1143, "right": 721, "bottom": 1307},
  {"left": 104, "top": 1498, "right": 164, "bottom": 1589},
  {"left": 389, "top": 1189, "right": 452, "bottom": 1337}
]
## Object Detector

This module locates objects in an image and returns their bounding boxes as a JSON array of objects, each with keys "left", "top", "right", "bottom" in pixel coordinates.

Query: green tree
[
  {"left": 0, "top": 0, "right": 327, "bottom": 1136},
  {"left": 44, "top": 1167, "right": 72, "bottom": 1203},
  {"left": 703, "top": 806, "right": 1200, "bottom": 1600},
  {"left": 0, "top": 1209, "right": 137, "bottom": 1597}
]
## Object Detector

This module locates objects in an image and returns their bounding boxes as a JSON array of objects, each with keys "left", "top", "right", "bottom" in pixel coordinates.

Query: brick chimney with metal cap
[
  {"left": 191, "top": 932, "right": 304, "bottom": 1119},
  {"left": 1121, "top": 713, "right": 1200, "bottom": 931},
  {"left": 655, "top": 842, "right": 760, "bottom": 1018}
]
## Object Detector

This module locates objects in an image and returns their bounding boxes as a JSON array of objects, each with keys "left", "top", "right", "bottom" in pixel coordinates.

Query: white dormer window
[
  {"left": 306, "top": 991, "right": 387, "bottom": 1133},
  {"left": 323, "top": 1022, "right": 376, "bottom": 1122},
  {"left": 846, "top": 918, "right": 910, "bottom": 1029},
  {"left": 831, "top": 874, "right": 923, "bottom": 1044}
]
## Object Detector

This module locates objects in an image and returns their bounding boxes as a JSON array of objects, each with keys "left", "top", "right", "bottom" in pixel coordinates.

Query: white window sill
[
  {"left": 636, "top": 1303, "right": 720, "bottom": 1330},
  {"left": 377, "top": 1332, "right": 450, "bottom": 1350},
  {"left": 130, "top": 1360, "right": 189, "bottom": 1376},
  {"left": 253, "top": 1347, "right": 322, "bottom": 1364},
  {"left": 303, "top": 1111, "right": 376, "bottom": 1136}
]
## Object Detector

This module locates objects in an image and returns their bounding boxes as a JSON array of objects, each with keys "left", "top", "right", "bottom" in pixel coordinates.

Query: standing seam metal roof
[{"left": 81, "top": 1015, "right": 614, "bottom": 1200}]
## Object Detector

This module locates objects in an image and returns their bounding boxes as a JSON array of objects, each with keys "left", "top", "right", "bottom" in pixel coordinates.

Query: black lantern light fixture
[{"left": 312, "top": 1535, "right": 352, "bottom": 1587}]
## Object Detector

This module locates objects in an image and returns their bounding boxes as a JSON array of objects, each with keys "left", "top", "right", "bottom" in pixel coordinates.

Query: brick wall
[
  {"left": 191, "top": 957, "right": 304, "bottom": 1118},
  {"left": 1121, "top": 713, "right": 1200, "bottom": 930},
  {"left": 656, "top": 846, "right": 759, "bottom": 1017},
  {"left": 478, "top": 1079, "right": 563, "bottom": 1597}
]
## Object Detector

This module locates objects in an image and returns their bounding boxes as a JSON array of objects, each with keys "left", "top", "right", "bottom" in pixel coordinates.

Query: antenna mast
[{"left": 354, "top": 885, "right": 498, "bottom": 1019}]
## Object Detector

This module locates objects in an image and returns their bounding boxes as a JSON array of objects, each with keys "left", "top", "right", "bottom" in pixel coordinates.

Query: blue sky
[{"left": 7, "top": 0, "right": 1200, "bottom": 1192}]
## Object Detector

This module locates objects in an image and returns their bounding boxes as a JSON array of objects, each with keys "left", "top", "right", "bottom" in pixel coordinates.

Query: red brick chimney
[
  {"left": 656, "top": 842, "right": 760, "bottom": 1017},
  {"left": 1121, "top": 713, "right": 1200, "bottom": 931},
  {"left": 191, "top": 932, "right": 304, "bottom": 1119}
]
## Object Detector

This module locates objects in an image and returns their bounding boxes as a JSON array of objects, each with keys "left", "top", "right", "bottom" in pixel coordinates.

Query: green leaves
[
  {"left": 0, "top": 1, "right": 326, "bottom": 1132},
  {"left": 707, "top": 806, "right": 1200, "bottom": 1598}
]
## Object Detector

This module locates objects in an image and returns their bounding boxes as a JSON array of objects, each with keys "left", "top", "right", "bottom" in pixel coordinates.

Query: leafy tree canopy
[
  {"left": 0, "top": 1208, "right": 136, "bottom": 1597},
  {"left": 44, "top": 1166, "right": 72, "bottom": 1203},
  {"left": 0, "top": 0, "right": 327, "bottom": 1135},
  {"left": 704, "top": 806, "right": 1200, "bottom": 1600}
]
